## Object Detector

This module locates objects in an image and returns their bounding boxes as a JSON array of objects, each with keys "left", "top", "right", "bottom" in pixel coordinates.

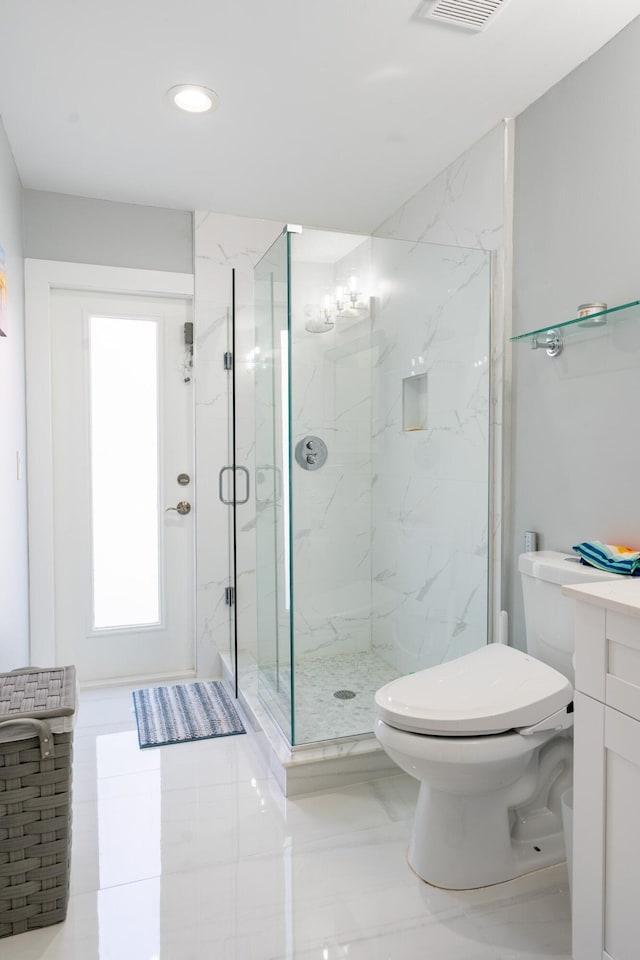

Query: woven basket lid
[{"left": 0, "top": 666, "right": 76, "bottom": 721}]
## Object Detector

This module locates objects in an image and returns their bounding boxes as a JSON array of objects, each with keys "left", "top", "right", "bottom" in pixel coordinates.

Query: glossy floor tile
[{"left": 0, "top": 682, "right": 572, "bottom": 959}]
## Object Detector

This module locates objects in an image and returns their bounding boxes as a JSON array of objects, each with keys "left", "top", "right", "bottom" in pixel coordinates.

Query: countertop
[{"left": 562, "top": 578, "right": 640, "bottom": 618}]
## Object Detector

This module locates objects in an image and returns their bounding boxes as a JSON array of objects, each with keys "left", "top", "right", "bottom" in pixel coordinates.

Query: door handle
[
  {"left": 218, "top": 466, "right": 250, "bottom": 505},
  {"left": 235, "top": 466, "right": 250, "bottom": 505},
  {"left": 165, "top": 500, "right": 191, "bottom": 515},
  {"left": 218, "top": 466, "right": 234, "bottom": 505}
]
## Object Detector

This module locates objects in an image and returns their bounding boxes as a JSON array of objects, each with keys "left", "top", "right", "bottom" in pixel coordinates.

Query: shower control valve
[{"left": 295, "top": 435, "right": 328, "bottom": 471}]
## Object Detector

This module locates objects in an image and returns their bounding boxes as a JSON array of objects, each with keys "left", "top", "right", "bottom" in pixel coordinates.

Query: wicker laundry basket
[{"left": 0, "top": 666, "right": 76, "bottom": 938}]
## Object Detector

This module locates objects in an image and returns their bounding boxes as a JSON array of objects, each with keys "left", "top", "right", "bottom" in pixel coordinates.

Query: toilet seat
[{"left": 375, "top": 644, "right": 573, "bottom": 737}]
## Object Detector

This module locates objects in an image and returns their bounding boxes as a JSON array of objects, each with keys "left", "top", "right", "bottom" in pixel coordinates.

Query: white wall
[
  {"left": 289, "top": 237, "right": 373, "bottom": 661},
  {"left": 369, "top": 238, "right": 492, "bottom": 673},
  {"left": 193, "top": 211, "right": 283, "bottom": 680},
  {"left": 511, "top": 15, "right": 640, "bottom": 641},
  {"left": 374, "top": 122, "right": 510, "bottom": 653},
  {"left": 24, "top": 189, "right": 193, "bottom": 273},
  {"left": 374, "top": 123, "right": 507, "bottom": 249},
  {"left": 0, "top": 118, "right": 29, "bottom": 668}
]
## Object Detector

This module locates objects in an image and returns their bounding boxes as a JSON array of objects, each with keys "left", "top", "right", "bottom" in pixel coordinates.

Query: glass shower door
[
  {"left": 285, "top": 231, "right": 492, "bottom": 746},
  {"left": 253, "top": 226, "right": 493, "bottom": 750},
  {"left": 254, "top": 230, "right": 294, "bottom": 741}
]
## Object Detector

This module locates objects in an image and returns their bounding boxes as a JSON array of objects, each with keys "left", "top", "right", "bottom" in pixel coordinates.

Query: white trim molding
[{"left": 25, "top": 259, "right": 194, "bottom": 668}]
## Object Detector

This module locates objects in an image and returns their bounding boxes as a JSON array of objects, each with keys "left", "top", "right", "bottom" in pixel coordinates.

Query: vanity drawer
[{"left": 606, "top": 610, "right": 640, "bottom": 721}]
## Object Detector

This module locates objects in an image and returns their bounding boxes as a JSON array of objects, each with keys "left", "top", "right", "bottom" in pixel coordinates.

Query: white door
[{"left": 50, "top": 289, "right": 194, "bottom": 682}]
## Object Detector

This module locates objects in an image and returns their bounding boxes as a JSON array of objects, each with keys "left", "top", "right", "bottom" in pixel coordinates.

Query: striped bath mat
[{"left": 132, "top": 680, "right": 246, "bottom": 748}]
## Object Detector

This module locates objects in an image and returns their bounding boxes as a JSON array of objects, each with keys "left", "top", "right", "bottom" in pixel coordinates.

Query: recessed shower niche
[{"left": 403, "top": 372, "right": 429, "bottom": 431}]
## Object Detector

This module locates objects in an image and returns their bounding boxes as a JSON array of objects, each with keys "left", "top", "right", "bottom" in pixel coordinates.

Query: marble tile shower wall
[
  {"left": 376, "top": 123, "right": 506, "bottom": 251},
  {"left": 374, "top": 121, "right": 509, "bottom": 658},
  {"left": 193, "top": 120, "right": 508, "bottom": 688},
  {"left": 194, "top": 211, "right": 283, "bottom": 678},
  {"left": 290, "top": 246, "right": 374, "bottom": 660},
  {"left": 370, "top": 238, "right": 491, "bottom": 674}
]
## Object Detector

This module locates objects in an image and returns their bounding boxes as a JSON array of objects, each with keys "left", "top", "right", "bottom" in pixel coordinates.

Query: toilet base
[
  {"left": 408, "top": 736, "right": 572, "bottom": 889},
  {"left": 374, "top": 717, "right": 573, "bottom": 889}
]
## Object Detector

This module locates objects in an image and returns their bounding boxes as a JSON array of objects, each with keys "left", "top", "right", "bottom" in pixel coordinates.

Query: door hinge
[
  {"left": 224, "top": 586, "right": 235, "bottom": 606},
  {"left": 223, "top": 352, "right": 233, "bottom": 371}
]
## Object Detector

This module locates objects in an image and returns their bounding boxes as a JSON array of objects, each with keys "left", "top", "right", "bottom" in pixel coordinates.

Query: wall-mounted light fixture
[
  {"left": 305, "top": 275, "right": 370, "bottom": 333},
  {"left": 335, "top": 276, "right": 369, "bottom": 319}
]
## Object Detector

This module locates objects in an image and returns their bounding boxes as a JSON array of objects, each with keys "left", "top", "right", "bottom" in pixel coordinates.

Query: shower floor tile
[{"left": 260, "top": 651, "right": 401, "bottom": 745}]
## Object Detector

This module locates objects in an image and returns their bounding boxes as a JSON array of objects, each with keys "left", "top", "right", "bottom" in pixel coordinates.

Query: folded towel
[{"left": 572, "top": 541, "right": 640, "bottom": 577}]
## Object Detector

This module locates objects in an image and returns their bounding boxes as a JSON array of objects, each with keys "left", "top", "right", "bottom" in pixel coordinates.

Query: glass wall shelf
[{"left": 511, "top": 299, "right": 640, "bottom": 352}]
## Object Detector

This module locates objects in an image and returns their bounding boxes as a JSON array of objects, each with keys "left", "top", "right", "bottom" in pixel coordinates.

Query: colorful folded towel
[{"left": 572, "top": 541, "right": 640, "bottom": 577}]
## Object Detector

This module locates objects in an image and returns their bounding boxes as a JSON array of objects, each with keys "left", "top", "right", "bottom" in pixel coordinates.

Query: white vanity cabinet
[{"left": 563, "top": 583, "right": 640, "bottom": 960}]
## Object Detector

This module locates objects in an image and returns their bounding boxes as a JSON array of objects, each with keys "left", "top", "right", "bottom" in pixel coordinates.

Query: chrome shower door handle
[
  {"left": 218, "top": 466, "right": 234, "bottom": 505},
  {"left": 236, "top": 466, "right": 250, "bottom": 505},
  {"left": 218, "top": 465, "right": 250, "bottom": 505}
]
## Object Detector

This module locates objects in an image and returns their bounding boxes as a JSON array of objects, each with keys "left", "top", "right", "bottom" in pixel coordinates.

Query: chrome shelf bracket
[{"left": 531, "top": 329, "right": 563, "bottom": 357}]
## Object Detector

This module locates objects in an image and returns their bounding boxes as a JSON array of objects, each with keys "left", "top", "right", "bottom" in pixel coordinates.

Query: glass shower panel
[
  {"left": 370, "top": 238, "right": 491, "bottom": 677},
  {"left": 254, "top": 230, "right": 294, "bottom": 742},
  {"left": 288, "top": 230, "right": 380, "bottom": 745},
  {"left": 253, "top": 226, "right": 492, "bottom": 750}
]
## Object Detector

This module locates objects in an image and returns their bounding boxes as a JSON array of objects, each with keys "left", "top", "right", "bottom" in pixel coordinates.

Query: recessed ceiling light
[{"left": 168, "top": 84, "right": 219, "bottom": 114}]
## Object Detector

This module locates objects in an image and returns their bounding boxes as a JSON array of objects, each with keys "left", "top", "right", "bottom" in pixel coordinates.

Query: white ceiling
[{"left": 2, "top": 0, "right": 640, "bottom": 233}]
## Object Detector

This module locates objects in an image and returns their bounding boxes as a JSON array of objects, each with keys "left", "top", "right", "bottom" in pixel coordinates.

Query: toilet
[{"left": 374, "top": 550, "right": 621, "bottom": 890}]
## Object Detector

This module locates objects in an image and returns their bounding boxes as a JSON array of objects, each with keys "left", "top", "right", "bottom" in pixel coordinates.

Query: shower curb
[{"left": 220, "top": 655, "right": 400, "bottom": 797}]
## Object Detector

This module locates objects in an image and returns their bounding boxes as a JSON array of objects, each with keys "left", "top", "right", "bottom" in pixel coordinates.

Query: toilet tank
[{"left": 519, "top": 550, "right": 624, "bottom": 682}]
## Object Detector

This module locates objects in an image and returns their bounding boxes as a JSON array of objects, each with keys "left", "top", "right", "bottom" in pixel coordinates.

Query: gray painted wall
[
  {"left": 0, "top": 118, "right": 29, "bottom": 668},
  {"left": 511, "top": 15, "right": 640, "bottom": 642},
  {"left": 23, "top": 190, "right": 193, "bottom": 273}
]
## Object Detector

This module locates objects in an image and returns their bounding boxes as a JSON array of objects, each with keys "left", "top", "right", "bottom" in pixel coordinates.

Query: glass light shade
[{"left": 169, "top": 84, "right": 219, "bottom": 114}]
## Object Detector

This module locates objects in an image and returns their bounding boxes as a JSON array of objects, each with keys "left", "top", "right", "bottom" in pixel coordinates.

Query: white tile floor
[{"left": 0, "top": 683, "right": 573, "bottom": 959}]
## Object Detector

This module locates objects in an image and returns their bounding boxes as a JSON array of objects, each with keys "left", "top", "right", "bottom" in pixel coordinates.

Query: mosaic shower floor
[{"left": 259, "top": 651, "right": 401, "bottom": 745}]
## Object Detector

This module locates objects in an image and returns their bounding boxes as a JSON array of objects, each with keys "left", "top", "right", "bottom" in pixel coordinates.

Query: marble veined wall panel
[
  {"left": 375, "top": 124, "right": 505, "bottom": 251},
  {"left": 375, "top": 122, "right": 509, "bottom": 654},
  {"left": 194, "top": 211, "right": 282, "bottom": 678},
  {"left": 370, "top": 237, "right": 491, "bottom": 672},
  {"left": 289, "top": 237, "right": 374, "bottom": 661}
]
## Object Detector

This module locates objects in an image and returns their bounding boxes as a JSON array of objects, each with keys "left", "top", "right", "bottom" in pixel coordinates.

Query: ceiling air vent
[{"left": 421, "top": 0, "right": 509, "bottom": 32}]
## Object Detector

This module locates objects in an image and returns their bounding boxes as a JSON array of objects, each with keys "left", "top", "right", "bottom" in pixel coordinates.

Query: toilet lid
[{"left": 375, "top": 644, "right": 573, "bottom": 736}]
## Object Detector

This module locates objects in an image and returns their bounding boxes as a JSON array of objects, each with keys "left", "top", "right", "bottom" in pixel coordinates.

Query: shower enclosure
[{"left": 254, "top": 226, "right": 492, "bottom": 747}]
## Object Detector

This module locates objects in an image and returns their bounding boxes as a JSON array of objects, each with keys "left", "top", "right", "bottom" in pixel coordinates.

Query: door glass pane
[
  {"left": 90, "top": 315, "right": 160, "bottom": 629},
  {"left": 288, "top": 229, "right": 376, "bottom": 745},
  {"left": 255, "top": 231, "right": 294, "bottom": 742}
]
